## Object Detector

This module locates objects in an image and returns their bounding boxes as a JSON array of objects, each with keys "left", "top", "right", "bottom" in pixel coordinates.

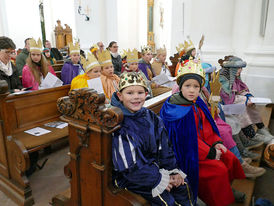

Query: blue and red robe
[{"left": 160, "top": 95, "right": 245, "bottom": 206}]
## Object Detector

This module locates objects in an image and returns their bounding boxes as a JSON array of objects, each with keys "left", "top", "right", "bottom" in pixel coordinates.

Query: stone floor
[{"left": 0, "top": 143, "right": 70, "bottom": 206}]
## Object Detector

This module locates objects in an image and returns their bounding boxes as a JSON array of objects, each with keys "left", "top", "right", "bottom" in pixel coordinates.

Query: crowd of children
[{"left": 1, "top": 35, "right": 274, "bottom": 205}]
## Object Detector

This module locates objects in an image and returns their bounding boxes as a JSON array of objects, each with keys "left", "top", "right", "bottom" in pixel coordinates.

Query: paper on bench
[
  {"left": 87, "top": 77, "right": 104, "bottom": 94},
  {"left": 24, "top": 127, "right": 51, "bottom": 136},
  {"left": 250, "top": 97, "right": 272, "bottom": 105},
  {"left": 44, "top": 121, "right": 68, "bottom": 128},
  {"left": 40, "top": 72, "right": 63, "bottom": 89},
  {"left": 221, "top": 104, "right": 246, "bottom": 115},
  {"left": 152, "top": 73, "right": 176, "bottom": 85}
]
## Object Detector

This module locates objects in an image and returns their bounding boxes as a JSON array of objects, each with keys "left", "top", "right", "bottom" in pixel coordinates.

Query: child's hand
[
  {"left": 170, "top": 174, "right": 185, "bottom": 187},
  {"left": 214, "top": 143, "right": 227, "bottom": 153},
  {"left": 215, "top": 149, "right": 222, "bottom": 160},
  {"left": 166, "top": 178, "right": 174, "bottom": 192},
  {"left": 247, "top": 99, "right": 255, "bottom": 107}
]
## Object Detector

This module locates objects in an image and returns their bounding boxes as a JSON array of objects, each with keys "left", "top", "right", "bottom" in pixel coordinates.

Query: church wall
[
  {"left": 43, "top": 0, "right": 76, "bottom": 47},
  {"left": 1, "top": 0, "right": 42, "bottom": 49}
]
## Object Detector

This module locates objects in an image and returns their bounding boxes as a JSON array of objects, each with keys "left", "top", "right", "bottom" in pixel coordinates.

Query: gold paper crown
[
  {"left": 118, "top": 72, "right": 148, "bottom": 92},
  {"left": 126, "top": 49, "right": 139, "bottom": 63},
  {"left": 156, "top": 45, "right": 166, "bottom": 56},
  {"left": 176, "top": 43, "right": 184, "bottom": 53},
  {"left": 69, "top": 42, "right": 80, "bottom": 55},
  {"left": 90, "top": 44, "right": 98, "bottom": 53},
  {"left": 81, "top": 52, "right": 100, "bottom": 73},
  {"left": 121, "top": 49, "right": 127, "bottom": 59},
  {"left": 97, "top": 49, "right": 112, "bottom": 67},
  {"left": 141, "top": 45, "right": 152, "bottom": 54},
  {"left": 176, "top": 58, "right": 205, "bottom": 86},
  {"left": 183, "top": 38, "right": 195, "bottom": 53},
  {"left": 29, "top": 38, "right": 42, "bottom": 53}
]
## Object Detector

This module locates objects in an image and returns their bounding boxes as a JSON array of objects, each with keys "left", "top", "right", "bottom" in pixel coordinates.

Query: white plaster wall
[
  {"left": 43, "top": 0, "right": 76, "bottom": 47},
  {"left": 154, "top": 0, "right": 172, "bottom": 61},
  {"left": 117, "top": 0, "right": 139, "bottom": 51},
  {"left": 1, "top": 0, "right": 41, "bottom": 49},
  {"left": 0, "top": 0, "right": 8, "bottom": 36}
]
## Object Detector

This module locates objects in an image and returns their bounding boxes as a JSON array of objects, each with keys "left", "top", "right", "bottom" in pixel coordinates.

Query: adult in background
[
  {"left": 97, "top": 41, "right": 104, "bottom": 52},
  {"left": 45, "top": 40, "right": 63, "bottom": 60},
  {"left": 107, "top": 41, "right": 122, "bottom": 76},
  {"left": 16, "top": 38, "right": 31, "bottom": 75},
  {"left": 0, "top": 36, "right": 23, "bottom": 92}
]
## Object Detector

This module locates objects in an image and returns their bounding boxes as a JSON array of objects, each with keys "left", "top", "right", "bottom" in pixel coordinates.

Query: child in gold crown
[
  {"left": 22, "top": 38, "right": 56, "bottom": 90},
  {"left": 70, "top": 53, "right": 101, "bottom": 91},
  {"left": 98, "top": 49, "right": 120, "bottom": 100},
  {"left": 111, "top": 72, "right": 194, "bottom": 206},
  {"left": 160, "top": 59, "right": 245, "bottom": 206}
]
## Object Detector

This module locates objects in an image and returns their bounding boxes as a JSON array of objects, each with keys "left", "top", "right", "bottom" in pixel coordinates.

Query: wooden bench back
[
  {"left": 57, "top": 88, "right": 151, "bottom": 206},
  {"left": 1, "top": 85, "right": 70, "bottom": 135}
]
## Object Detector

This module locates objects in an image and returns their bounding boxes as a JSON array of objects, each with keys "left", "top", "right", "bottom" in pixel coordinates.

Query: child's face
[
  {"left": 87, "top": 66, "right": 101, "bottom": 79},
  {"left": 128, "top": 62, "right": 138, "bottom": 72},
  {"left": 71, "top": 53, "right": 80, "bottom": 64},
  {"left": 142, "top": 53, "right": 153, "bottom": 63},
  {"left": 180, "top": 79, "right": 200, "bottom": 101},
  {"left": 45, "top": 51, "right": 50, "bottom": 58},
  {"left": 31, "top": 51, "right": 42, "bottom": 63},
  {"left": 102, "top": 65, "right": 114, "bottom": 76},
  {"left": 157, "top": 53, "right": 166, "bottom": 63},
  {"left": 117, "top": 86, "right": 147, "bottom": 113},
  {"left": 236, "top": 68, "right": 242, "bottom": 77},
  {"left": 191, "top": 49, "right": 196, "bottom": 57}
]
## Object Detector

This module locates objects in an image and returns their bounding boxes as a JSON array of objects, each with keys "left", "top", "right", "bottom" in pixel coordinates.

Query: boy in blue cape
[
  {"left": 160, "top": 59, "right": 245, "bottom": 206},
  {"left": 111, "top": 72, "right": 194, "bottom": 206}
]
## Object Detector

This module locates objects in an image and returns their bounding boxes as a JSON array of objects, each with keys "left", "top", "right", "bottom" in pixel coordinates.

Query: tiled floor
[{"left": 0, "top": 144, "right": 70, "bottom": 206}]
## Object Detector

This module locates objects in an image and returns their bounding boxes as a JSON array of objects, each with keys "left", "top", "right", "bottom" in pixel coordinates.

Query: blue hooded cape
[{"left": 160, "top": 95, "right": 220, "bottom": 201}]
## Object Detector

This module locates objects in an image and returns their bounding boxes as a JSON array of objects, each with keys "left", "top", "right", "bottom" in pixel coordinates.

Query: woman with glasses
[
  {"left": 0, "top": 36, "right": 23, "bottom": 93},
  {"left": 107, "top": 41, "right": 122, "bottom": 76}
]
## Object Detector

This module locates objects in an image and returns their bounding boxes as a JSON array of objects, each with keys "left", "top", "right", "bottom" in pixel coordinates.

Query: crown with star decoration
[
  {"left": 118, "top": 72, "right": 148, "bottom": 92},
  {"left": 176, "top": 57, "right": 205, "bottom": 86},
  {"left": 141, "top": 45, "right": 152, "bottom": 55}
]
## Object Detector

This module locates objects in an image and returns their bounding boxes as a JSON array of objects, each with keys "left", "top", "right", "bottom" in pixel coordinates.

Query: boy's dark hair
[
  {"left": 24, "top": 38, "right": 31, "bottom": 46},
  {"left": 0, "top": 36, "right": 16, "bottom": 50}
]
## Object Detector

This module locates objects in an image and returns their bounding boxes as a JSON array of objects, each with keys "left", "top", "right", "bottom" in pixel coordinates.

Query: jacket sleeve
[
  {"left": 198, "top": 138, "right": 211, "bottom": 160},
  {"left": 12, "top": 64, "right": 23, "bottom": 91},
  {"left": 61, "top": 64, "right": 72, "bottom": 85},
  {"left": 112, "top": 132, "right": 170, "bottom": 197},
  {"left": 15, "top": 55, "right": 26, "bottom": 76},
  {"left": 22, "top": 66, "right": 34, "bottom": 89}
]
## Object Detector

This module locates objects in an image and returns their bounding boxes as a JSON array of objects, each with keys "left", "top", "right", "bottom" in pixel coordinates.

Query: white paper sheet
[
  {"left": 250, "top": 97, "right": 272, "bottom": 104},
  {"left": 87, "top": 77, "right": 104, "bottom": 94},
  {"left": 40, "top": 73, "right": 63, "bottom": 89},
  {"left": 24, "top": 127, "right": 51, "bottom": 136},
  {"left": 221, "top": 104, "right": 246, "bottom": 115},
  {"left": 152, "top": 73, "right": 176, "bottom": 85}
]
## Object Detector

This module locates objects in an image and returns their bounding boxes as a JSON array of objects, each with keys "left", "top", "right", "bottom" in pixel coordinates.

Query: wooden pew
[
  {"left": 0, "top": 82, "right": 70, "bottom": 206},
  {"left": 51, "top": 89, "right": 172, "bottom": 206},
  {"left": 52, "top": 63, "right": 64, "bottom": 72},
  {"left": 231, "top": 104, "right": 273, "bottom": 206},
  {"left": 169, "top": 52, "right": 180, "bottom": 77}
]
